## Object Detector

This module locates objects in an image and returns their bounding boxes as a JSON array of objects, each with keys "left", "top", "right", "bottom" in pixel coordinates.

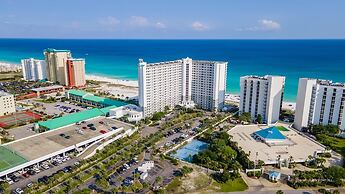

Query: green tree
[
  {"left": 155, "top": 176, "right": 162, "bottom": 183},
  {"left": 0, "top": 182, "right": 10, "bottom": 194},
  {"left": 239, "top": 112, "right": 251, "bottom": 122},
  {"left": 276, "top": 190, "right": 284, "bottom": 194},
  {"left": 257, "top": 114, "right": 263, "bottom": 124}
]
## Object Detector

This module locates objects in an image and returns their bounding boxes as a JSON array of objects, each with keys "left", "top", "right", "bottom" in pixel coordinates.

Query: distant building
[
  {"left": 0, "top": 91, "right": 16, "bottom": 116},
  {"left": 21, "top": 58, "right": 47, "bottom": 81},
  {"left": 66, "top": 58, "right": 86, "bottom": 87},
  {"left": 138, "top": 58, "right": 227, "bottom": 117},
  {"left": 294, "top": 78, "right": 345, "bottom": 131},
  {"left": 44, "top": 48, "right": 71, "bottom": 86},
  {"left": 239, "top": 75, "right": 285, "bottom": 124}
]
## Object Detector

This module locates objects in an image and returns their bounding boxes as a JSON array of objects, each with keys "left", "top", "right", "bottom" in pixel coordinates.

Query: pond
[{"left": 171, "top": 139, "right": 208, "bottom": 162}]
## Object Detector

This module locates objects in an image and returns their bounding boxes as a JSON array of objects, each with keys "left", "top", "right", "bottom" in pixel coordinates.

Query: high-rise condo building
[
  {"left": 44, "top": 48, "right": 71, "bottom": 85},
  {"left": 294, "top": 78, "right": 345, "bottom": 131},
  {"left": 239, "top": 75, "right": 285, "bottom": 124},
  {"left": 138, "top": 58, "right": 227, "bottom": 117},
  {"left": 66, "top": 58, "right": 86, "bottom": 87},
  {"left": 0, "top": 91, "right": 15, "bottom": 116},
  {"left": 21, "top": 58, "right": 47, "bottom": 81}
]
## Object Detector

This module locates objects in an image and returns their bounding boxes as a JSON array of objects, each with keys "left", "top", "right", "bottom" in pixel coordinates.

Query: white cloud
[
  {"left": 98, "top": 16, "right": 120, "bottom": 27},
  {"left": 259, "top": 19, "right": 280, "bottom": 30},
  {"left": 129, "top": 16, "right": 150, "bottom": 27},
  {"left": 191, "top": 21, "right": 208, "bottom": 31},
  {"left": 155, "top": 22, "right": 166, "bottom": 29},
  {"left": 129, "top": 16, "right": 166, "bottom": 29},
  {"left": 237, "top": 19, "right": 281, "bottom": 32}
]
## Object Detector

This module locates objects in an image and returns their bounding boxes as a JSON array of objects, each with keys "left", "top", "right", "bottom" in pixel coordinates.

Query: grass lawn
[
  {"left": 165, "top": 178, "right": 182, "bottom": 193},
  {"left": 316, "top": 134, "right": 345, "bottom": 156},
  {"left": 210, "top": 178, "right": 248, "bottom": 192},
  {"left": 276, "top": 126, "right": 289, "bottom": 131}
]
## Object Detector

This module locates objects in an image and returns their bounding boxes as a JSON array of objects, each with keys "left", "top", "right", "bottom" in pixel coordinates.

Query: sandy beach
[
  {"left": 86, "top": 74, "right": 139, "bottom": 100},
  {"left": 225, "top": 93, "right": 296, "bottom": 111},
  {"left": 85, "top": 74, "right": 138, "bottom": 87}
]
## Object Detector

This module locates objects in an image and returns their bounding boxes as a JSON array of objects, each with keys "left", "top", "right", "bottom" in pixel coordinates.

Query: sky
[{"left": 0, "top": 0, "right": 344, "bottom": 39}]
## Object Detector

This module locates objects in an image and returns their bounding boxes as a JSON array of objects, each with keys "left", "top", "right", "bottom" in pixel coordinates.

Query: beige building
[
  {"left": 66, "top": 58, "right": 86, "bottom": 87},
  {"left": 0, "top": 91, "right": 16, "bottom": 116},
  {"left": 44, "top": 48, "right": 71, "bottom": 85}
]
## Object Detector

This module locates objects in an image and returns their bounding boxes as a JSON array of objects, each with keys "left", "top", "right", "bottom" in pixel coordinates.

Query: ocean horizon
[{"left": 0, "top": 39, "right": 344, "bottom": 102}]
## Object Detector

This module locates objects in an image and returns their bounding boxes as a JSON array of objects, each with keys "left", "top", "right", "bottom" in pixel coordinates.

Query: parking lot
[
  {"left": 1, "top": 117, "right": 134, "bottom": 193},
  {"left": 228, "top": 124, "right": 326, "bottom": 164},
  {"left": 19, "top": 99, "right": 86, "bottom": 116},
  {"left": 157, "top": 118, "right": 201, "bottom": 150}
]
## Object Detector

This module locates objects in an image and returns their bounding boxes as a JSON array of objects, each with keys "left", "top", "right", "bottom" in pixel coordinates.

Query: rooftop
[
  {"left": 31, "top": 85, "right": 64, "bottom": 92},
  {"left": 68, "top": 89, "right": 128, "bottom": 107},
  {"left": 317, "top": 79, "right": 345, "bottom": 87},
  {"left": 254, "top": 126, "right": 286, "bottom": 140},
  {"left": 7, "top": 117, "right": 132, "bottom": 161},
  {"left": 0, "top": 91, "right": 12, "bottom": 97},
  {"left": 140, "top": 58, "right": 227, "bottom": 66},
  {"left": 67, "top": 58, "right": 85, "bottom": 61},
  {"left": 38, "top": 108, "right": 106, "bottom": 130},
  {"left": 44, "top": 48, "right": 71, "bottom": 53},
  {"left": 242, "top": 75, "right": 284, "bottom": 80}
]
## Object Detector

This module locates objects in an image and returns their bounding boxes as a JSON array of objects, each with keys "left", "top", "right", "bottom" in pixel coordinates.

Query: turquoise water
[
  {"left": 0, "top": 39, "right": 344, "bottom": 102},
  {"left": 171, "top": 139, "right": 208, "bottom": 162}
]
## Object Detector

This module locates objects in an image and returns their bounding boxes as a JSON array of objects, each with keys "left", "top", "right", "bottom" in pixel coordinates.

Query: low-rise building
[
  {"left": 67, "top": 89, "right": 127, "bottom": 108},
  {"left": 137, "top": 161, "right": 154, "bottom": 173},
  {"left": 0, "top": 91, "right": 16, "bottom": 116},
  {"left": 31, "top": 85, "right": 65, "bottom": 97},
  {"left": 108, "top": 104, "right": 143, "bottom": 122}
]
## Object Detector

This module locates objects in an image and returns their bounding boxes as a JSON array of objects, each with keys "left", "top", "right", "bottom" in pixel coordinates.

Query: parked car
[
  {"left": 15, "top": 188, "right": 24, "bottom": 194},
  {"left": 100, "top": 130, "right": 107, "bottom": 134},
  {"left": 26, "top": 182, "right": 33, "bottom": 188}
]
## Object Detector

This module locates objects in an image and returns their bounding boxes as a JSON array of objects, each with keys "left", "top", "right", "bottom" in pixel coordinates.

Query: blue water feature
[{"left": 171, "top": 139, "right": 208, "bottom": 162}]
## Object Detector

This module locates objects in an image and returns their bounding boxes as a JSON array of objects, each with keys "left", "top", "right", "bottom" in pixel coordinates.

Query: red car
[
  {"left": 99, "top": 121, "right": 104, "bottom": 124},
  {"left": 22, "top": 173, "right": 30, "bottom": 178},
  {"left": 100, "top": 130, "right": 107, "bottom": 134}
]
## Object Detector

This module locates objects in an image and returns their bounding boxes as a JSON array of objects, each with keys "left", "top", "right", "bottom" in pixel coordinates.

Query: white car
[
  {"left": 15, "top": 188, "right": 24, "bottom": 194},
  {"left": 42, "top": 164, "right": 50, "bottom": 170},
  {"left": 33, "top": 168, "right": 40, "bottom": 173},
  {"left": 6, "top": 178, "right": 14, "bottom": 185},
  {"left": 27, "top": 182, "right": 33, "bottom": 188}
]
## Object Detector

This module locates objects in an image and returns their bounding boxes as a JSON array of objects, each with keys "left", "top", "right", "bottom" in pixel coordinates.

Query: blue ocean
[{"left": 0, "top": 39, "right": 344, "bottom": 102}]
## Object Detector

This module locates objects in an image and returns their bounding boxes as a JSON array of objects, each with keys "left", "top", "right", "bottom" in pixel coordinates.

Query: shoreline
[{"left": 1, "top": 60, "right": 297, "bottom": 108}]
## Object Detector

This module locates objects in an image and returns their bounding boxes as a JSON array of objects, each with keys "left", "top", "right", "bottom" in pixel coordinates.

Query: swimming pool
[{"left": 171, "top": 139, "right": 208, "bottom": 162}]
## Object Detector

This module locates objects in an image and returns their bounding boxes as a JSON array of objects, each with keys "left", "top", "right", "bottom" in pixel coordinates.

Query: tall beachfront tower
[
  {"left": 294, "top": 78, "right": 345, "bottom": 131},
  {"left": 239, "top": 75, "right": 285, "bottom": 124},
  {"left": 138, "top": 58, "right": 228, "bottom": 117},
  {"left": 44, "top": 48, "right": 71, "bottom": 85},
  {"left": 66, "top": 58, "right": 86, "bottom": 88},
  {"left": 21, "top": 58, "right": 47, "bottom": 81}
]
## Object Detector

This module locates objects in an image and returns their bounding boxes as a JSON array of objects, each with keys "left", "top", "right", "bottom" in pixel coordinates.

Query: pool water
[{"left": 171, "top": 139, "right": 208, "bottom": 162}]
